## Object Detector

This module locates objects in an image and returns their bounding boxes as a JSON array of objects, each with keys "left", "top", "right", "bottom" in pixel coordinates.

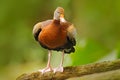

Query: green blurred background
[{"left": 0, "top": 0, "right": 120, "bottom": 80}]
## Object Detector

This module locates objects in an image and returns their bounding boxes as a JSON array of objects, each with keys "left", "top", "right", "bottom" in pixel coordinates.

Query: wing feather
[
  {"left": 67, "top": 24, "right": 76, "bottom": 46},
  {"left": 33, "top": 22, "right": 42, "bottom": 41}
]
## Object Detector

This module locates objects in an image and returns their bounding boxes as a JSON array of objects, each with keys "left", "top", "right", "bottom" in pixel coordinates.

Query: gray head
[{"left": 53, "top": 7, "right": 65, "bottom": 20}]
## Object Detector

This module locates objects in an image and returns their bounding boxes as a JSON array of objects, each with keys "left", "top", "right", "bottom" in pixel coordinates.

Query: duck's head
[{"left": 53, "top": 7, "right": 66, "bottom": 22}]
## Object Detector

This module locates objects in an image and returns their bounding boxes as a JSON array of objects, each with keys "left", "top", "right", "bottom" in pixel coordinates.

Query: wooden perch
[
  {"left": 77, "top": 69, "right": 120, "bottom": 80},
  {"left": 16, "top": 59, "right": 120, "bottom": 80}
]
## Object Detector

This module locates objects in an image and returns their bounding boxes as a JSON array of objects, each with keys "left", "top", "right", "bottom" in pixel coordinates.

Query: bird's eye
[{"left": 57, "top": 12, "right": 60, "bottom": 13}]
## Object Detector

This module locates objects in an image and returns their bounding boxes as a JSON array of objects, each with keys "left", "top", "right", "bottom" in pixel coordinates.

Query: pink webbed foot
[
  {"left": 39, "top": 66, "right": 53, "bottom": 74},
  {"left": 53, "top": 66, "right": 64, "bottom": 73}
]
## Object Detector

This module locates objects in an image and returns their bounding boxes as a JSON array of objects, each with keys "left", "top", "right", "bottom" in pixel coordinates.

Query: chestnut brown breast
[{"left": 38, "top": 20, "right": 67, "bottom": 49}]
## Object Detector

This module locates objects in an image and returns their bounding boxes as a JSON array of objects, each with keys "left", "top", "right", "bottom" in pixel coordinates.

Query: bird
[{"left": 33, "top": 7, "right": 76, "bottom": 73}]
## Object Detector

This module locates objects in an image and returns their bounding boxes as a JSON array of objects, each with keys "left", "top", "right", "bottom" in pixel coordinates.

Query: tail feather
[{"left": 64, "top": 47, "right": 75, "bottom": 54}]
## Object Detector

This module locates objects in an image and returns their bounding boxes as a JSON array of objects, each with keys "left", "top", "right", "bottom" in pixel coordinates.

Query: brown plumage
[{"left": 33, "top": 7, "right": 76, "bottom": 73}]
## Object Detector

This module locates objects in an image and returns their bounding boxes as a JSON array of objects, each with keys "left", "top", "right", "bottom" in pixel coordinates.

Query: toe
[{"left": 39, "top": 67, "right": 53, "bottom": 74}]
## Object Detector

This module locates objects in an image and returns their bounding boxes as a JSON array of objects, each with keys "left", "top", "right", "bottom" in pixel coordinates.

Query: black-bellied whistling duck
[{"left": 33, "top": 7, "right": 76, "bottom": 73}]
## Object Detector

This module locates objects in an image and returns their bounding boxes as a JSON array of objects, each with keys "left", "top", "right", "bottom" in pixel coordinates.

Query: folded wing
[{"left": 64, "top": 24, "right": 76, "bottom": 53}]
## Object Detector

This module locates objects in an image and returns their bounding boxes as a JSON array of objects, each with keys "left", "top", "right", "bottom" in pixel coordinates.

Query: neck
[{"left": 53, "top": 15, "right": 60, "bottom": 21}]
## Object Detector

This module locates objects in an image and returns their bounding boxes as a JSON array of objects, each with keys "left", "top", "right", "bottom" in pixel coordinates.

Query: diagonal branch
[{"left": 16, "top": 59, "right": 120, "bottom": 80}]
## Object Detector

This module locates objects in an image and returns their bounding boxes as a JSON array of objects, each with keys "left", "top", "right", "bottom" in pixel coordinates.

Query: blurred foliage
[
  {"left": 71, "top": 39, "right": 108, "bottom": 65},
  {"left": 0, "top": 0, "right": 120, "bottom": 80}
]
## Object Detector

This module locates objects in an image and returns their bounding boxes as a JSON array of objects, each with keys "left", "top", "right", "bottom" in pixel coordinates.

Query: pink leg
[
  {"left": 39, "top": 50, "right": 53, "bottom": 74},
  {"left": 54, "top": 50, "right": 64, "bottom": 73}
]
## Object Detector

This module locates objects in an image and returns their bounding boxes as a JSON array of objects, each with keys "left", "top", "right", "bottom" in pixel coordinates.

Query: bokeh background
[{"left": 0, "top": 0, "right": 120, "bottom": 80}]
